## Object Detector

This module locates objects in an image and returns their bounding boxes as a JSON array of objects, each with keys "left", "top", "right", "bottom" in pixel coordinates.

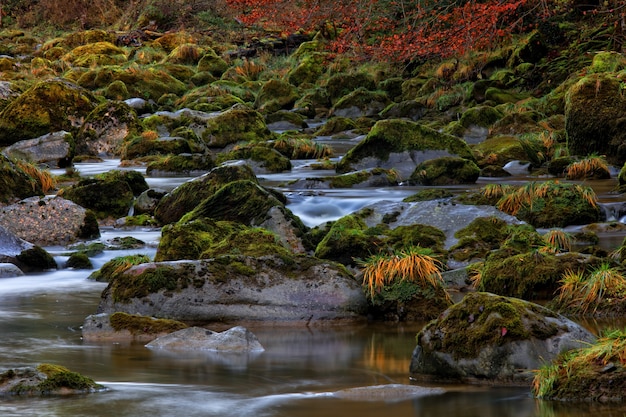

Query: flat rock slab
[
  {"left": 146, "top": 326, "right": 265, "bottom": 352},
  {"left": 333, "top": 384, "right": 445, "bottom": 402}
]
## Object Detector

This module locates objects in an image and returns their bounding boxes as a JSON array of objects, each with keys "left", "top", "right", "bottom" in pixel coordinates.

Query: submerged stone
[{"left": 146, "top": 326, "right": 265, "bottom": 352}]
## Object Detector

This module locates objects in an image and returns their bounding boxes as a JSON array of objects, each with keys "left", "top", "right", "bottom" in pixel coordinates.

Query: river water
[{"left": 2, "top": 158, "right": 626, "bottom": 416}]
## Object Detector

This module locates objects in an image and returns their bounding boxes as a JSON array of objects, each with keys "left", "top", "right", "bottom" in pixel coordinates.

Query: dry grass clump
[
  {"left": 359, "top": 246, "right": 448, "bottom": 301},
  {"left": 542, "top": 229, "right": 572, "bottom": 253},
  {"left": 16, "top": 160, "right": 56, "bottom": 193},
  {"left": 555, "top": 263, "right": 626, "bottom": 314},
  {"left": 566, "top": 154, "right": 609, "bottom": 180},
  {"left": 234, "top": 58, "right": 264, "bottom": 81}
]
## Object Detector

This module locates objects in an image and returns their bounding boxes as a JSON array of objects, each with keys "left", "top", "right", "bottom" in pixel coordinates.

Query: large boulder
[
  {"left": 329, "top": 88, "right": 391, "bottom": 119},
  {"left": 0, "top": 78, "right": 98, "bottom": 145},
  {"left": 565, "top": 73, "right": 626, "bottom": 165},
  {"left": 336, "top": 119, "right": 475, "bottom": 180},
  {"left": 254, "top": 79, "right": 299, "bottom": 113},
  {"left": 409, "top": 292, "right": 595, "bottom": 385},
  {"left": 2, "top": 131, "right": 73, "bottom": 168},
  {"left": 96, "top": 255, "right": 368, "bottom": 323},
  {"left": 146, "top": 326, "right": 265, "bottom": 352},
  {"left": 0, "top": 196, "right": 99, "bottom": 246}
]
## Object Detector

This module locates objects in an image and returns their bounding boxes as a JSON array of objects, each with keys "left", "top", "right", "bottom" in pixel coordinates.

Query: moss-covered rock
[
  {"left": 287, "top": 52, "right": 325, "bottom": 86},
  {"left": 314, "top": 215, "right": 383, "bottom": 266},
  {"left": 15, "top": 246, "right": 57, "bottom": 272},
  {"left": 566, "top": 73, "right": 626, "bottom": 165},
  {"left": 61, "top": 170, "right": 148, "bottom": 219},
  {"left": 314, "top": 117, "right": 357, "bottom": 136},
  {"left": 0, "top": 78, "right": 98, "bottom": 145},
  {"left": 402, "top": 189, "right": 454, "bottom": 202},
  {"left": 479, "top": 251, "right": 603, "bottom": 300},
  {"left": 65, "top": 252, "right": 93, "bottom": 269},
  {"left": 410, "top": 292, "right": 595, "bottom": 385},
  {"left": 498, "top": 181, "right": 601, "bottom": 228},
  {"left": 326, "top": 72, "right": 376, "bottom": 104},
  {"left": 336, "top": 118, "right": 475, "bottom": 180},
  {"left": 197, "top": 49, "right": 229, "bottom": 76},
  {"left": 181, "top": 179, "right": 286, "bottom": 225},
  {"left": 145, "top": 154, "right": 215, "bottom": 176},
  {"left": 154, "top": 162, "right": 259, "bottom": 224},
  {"left": 63, "top": 41, "right": 127, "bottom": 67},
  {"left": 215, "top": 145, "right": 291, "bottom": 174},
  {"left": 448, "top": 217, "right": 516, "bottom": 262},
  {"left": 410, "top": 157, "right": 480, "bottom": 185},
  {"left": 533, "top": 329, "right": 626, "bottom": 401},
  {"left": 472, "top": 135, "right": 528, "bottom": 168},
  {"left": 254, "top": 79, "right": 299, "bottom": 113},
  {"left": 330, "top": 88, "right": 391, "bottom": 119},
  {"left": 96, "top": 255, "right": 367, "bottom": 323},
  {"left": 0, "top": 364, "right": 104, "bottom": 396},
  {"left": 201, "top": 105, "right": 274, "bottom": 147}
]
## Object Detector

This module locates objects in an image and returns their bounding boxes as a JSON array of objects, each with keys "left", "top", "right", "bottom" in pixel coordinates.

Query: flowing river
[{"left": 2, "top": 158, "right": 626, "bottom": 416}]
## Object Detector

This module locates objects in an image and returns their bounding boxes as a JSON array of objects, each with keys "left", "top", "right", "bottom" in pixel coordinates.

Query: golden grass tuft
[
  {"left": 16, "top": 160, "right": 56, "bottom": 193},
  {"left": 556, "top": 263, "right": 626, "bottom": 314},
  {"left": 234, "top": 58, "right": 264, "bottom": 81},
  {"left": 542, "top": 229, "right": 572, "bottom": 253},
  {"left": 141, "top": 130, "right": 159, "bottom": 141},
  {"left": 359, "top": 246, "right": 449, "bottom": 301},
  {"left": 566, "top": 155, "right": 609, "bottom": 180}
]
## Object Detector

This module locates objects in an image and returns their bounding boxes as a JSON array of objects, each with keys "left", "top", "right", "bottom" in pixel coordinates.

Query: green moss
[
  {"left": 458, "top": 105, "right": 504, "bottom": 128},
  {"left": 110, "top": 264, "right": 190, "bottom": 302},
  {"left": 421, "top": 292, "right": 561, "bottom": 359},
  {"left": 314, "top": 215, "right": 383, "bottom": 266},
  {"left": 449, "top": 217, "right": 511, "bottom": 262},
  {"left": 109, "top": 312, "right": 187, "bottom": 335},
  {"left": 480, "top": 251, "right": 602, "bottom": 300},
  {"left": 326, "top": 72, "right": 376, "bottom": 103},
  {"left": 89, "top": 254, "right": 151, "bottom": 282},
  {"left": 403, "top": 189, "right": 454, "bottom": 202},
  {"left": 254, "top": 79, "right": 299, "bottom": 113},
  {"left": 386, "top": 224, "right": 446, "bottom": 253},
  {"left": 146, "top": 154, "right": 215, "bottom": 175},
  {"left": 288, "top": 52, "right": 325, "bottom": 86},
  {"left": 156, "top": 218, "right": 292, "bottom": 261}
]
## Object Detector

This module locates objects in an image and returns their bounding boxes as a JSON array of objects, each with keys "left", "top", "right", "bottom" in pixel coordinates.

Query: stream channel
[{"left": 3, "top": 148, "right": 626, "bottom": 416}]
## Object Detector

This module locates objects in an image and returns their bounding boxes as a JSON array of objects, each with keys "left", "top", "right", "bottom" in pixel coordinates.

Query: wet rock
[
  {"left": 0, "top": 263, "right": 23, "bottom": 278},
  {"left": 96, "top": 255, "right": 368, "bottom": 323},
  {"left": 2, "top": 131, "right": 73, "bottom": 168},
  {"left": 133, "top": 188, "right": 168, "bottom": 216},
  {"left": 75, "top": 101, "right": 138, "bottom": 157},
  {"left": 409, "top": 292, "right": 595, "bottom": 385},
  {"left": 333, "top": 384, "right": 445, "bottom": 402},
  {"left": 330, "top": 88, "right": 391, "bottom": 119},
  {"left": 0, "top": 364, "right": 104, "bottom": 396},
  {"left": 146, "top": 326, "right": 265, "bottom": 352},
  {"left": 0, "top": 196, "right": 99, "bottom": 246}
]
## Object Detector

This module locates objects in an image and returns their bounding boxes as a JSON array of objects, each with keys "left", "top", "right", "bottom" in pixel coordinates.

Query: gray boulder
[
  {"left": 0, "top": 196, "right": 99, "bottom": 246},
  {"left": 0, "top": 364, "right": 103, "bottom": 396},
  {"left": 333, "top": 384, "right": 445, "bottom": 402},
  {"left": 357, "top": 199, "right": 524, "bottom": 249},
  {"left": 409, "top": 292, "right": 596, "bottom": 385},
  {"left": 96, "top": 255, "right": 368, "bottom": 323},
  {"left": 146, "top": 326, "right": 264, "bottom": 352},
  {"left": 2, "top": 131, "right": 72, "bottom": 168}
]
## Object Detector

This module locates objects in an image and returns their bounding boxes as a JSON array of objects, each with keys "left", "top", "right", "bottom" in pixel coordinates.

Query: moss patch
[{"left": 109, "top": 312, "right": 187, "bottom": 335}]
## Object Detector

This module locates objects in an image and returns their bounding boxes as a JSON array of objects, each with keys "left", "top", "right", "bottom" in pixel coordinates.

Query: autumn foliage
[{"left": 225, "top": 0, "right": 544, "bottom": 61}]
